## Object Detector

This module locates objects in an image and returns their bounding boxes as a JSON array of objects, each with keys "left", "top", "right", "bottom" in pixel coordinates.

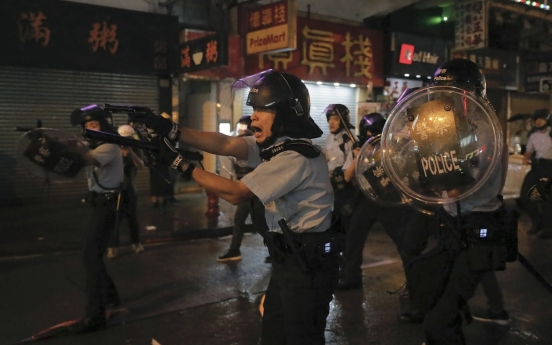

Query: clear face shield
[
  {"left": 378, "top": 85, "right": 503, "bottom": 207},
  {"left": 232, "top": 69, "right": 291, "bottom": 105}
]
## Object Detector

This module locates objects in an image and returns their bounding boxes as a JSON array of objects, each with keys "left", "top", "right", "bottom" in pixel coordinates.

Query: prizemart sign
[{"left": 241, "top": 0, "right": 296, "bottom": 55}]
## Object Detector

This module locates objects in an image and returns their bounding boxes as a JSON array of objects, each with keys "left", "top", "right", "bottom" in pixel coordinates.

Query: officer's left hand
[{"left": 134, "top": 112, "right": 180, "bottom": 141}]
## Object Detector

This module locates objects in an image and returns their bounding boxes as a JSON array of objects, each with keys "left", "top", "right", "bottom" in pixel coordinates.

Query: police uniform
[
  {"left": 325, "top": 129, "right": 352, "bottom": 173},
  {"left": 326, "top": 129, "right": 355, "bottom": 224},
  {"left": 338, "top": 141, "right": 412, "bottom": 289},
  {"left": 522, "top": 127, "right": 552, "bottom": 236},
  {"left": 82, "top": 142, "right": 124, "bottom": 324},
  {"left": 240, "top": 135, "right": 339, "bottom": 345}
]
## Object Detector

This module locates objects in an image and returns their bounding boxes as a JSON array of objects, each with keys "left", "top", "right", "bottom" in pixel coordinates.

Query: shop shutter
[
  {"left": 0, "top": 66, "right": 159, "bottom": 205},
  {"left": 241, "top": 82, "right": 358, "bottom": 147}
]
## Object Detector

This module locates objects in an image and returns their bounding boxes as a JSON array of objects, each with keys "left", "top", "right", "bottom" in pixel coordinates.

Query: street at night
[{"left": 1, "top": 197, "right": 552, "bottom": 345}]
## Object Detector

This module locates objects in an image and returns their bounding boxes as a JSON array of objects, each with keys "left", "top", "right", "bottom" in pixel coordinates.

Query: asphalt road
[{"left": 2, "top": 207, "right": 552, "bottom": 345}]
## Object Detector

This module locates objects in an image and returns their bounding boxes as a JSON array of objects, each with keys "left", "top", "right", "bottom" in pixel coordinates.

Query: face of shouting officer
[
  {"left": 327, "top": 115, "right": 342, "bottom": 134},
  {"left": 250, "top": 106, "right": 277, "bottom": 145}
]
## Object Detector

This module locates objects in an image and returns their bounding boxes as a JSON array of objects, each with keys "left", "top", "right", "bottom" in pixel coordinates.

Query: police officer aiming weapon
[{"left": 72, "top": 104, "right": 204, "bottom": 168}]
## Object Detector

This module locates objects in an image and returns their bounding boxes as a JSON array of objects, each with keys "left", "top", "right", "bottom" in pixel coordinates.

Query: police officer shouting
[
  {"left": 67, "top": 105, "right": 124, "bottom": 333},
  {"left": 140, "top": 70, "right": 340, "bottom": 345}
]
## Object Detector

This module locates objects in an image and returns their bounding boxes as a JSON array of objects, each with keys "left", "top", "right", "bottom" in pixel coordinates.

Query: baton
[
  {"left": 278, "top": 219, "right": 310, "bottom": 274},
  {"left": 518, "top": 252, "right": 552, "bottom": 294},
  {"left": 82, "top": 129, "right": 204, "bottom": 161},
  {"left": 333, "top": 108, "right": 360, "bottom": 149}
]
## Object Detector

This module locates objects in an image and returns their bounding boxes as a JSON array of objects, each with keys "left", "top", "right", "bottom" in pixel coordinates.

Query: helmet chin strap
[{"left": 257, "top": 112, "right": 285, "bottom": 149}]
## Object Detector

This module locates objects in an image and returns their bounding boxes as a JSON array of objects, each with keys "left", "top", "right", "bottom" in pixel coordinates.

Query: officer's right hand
[{"left": 528, "top": 178, "right": 551, "bottom": 202}]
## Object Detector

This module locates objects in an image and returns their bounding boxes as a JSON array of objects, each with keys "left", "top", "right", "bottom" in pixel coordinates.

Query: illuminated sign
[
  {"left": 244, "top": 17, "right": 384, "bottom": 86},
  {"left": 0, "top": 0, "right": 178, "bottom": 75},
  {"left": 240, "top": 0, "right": 296, "bottom": 55},
  {"left": 179, "top": 33, "right": 228, "bottom": 73},
  {"left": 399, "top": 44, "right": 414, "bottom": 64}
]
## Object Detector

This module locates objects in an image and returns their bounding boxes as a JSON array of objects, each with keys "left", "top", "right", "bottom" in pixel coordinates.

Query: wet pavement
[{"left": 1, "top": 192, "right": 552, "bottom": 345}]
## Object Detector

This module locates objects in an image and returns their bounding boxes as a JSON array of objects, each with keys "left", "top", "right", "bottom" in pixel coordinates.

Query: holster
[
  {"left": 263, "top": 227, "right": 344, "bottom": 275},
  {"left": 85, "top": 191, "right": 119, "bottom": 208}
]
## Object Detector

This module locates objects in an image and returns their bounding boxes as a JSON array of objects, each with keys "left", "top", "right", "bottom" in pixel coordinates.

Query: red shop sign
[{"left": 244, "top": 17, "right": 384, "bottom": 86}]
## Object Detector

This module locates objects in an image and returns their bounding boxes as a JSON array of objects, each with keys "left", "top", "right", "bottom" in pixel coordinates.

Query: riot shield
[
  {"left": 16, "top": 128, "right": 89, "bottom": 183},
  {"left": 381, "top": 85, "right": 503, "bottom": 206},
  {"left": 355, "top": 134, "right": 434, "bottom": 214}
]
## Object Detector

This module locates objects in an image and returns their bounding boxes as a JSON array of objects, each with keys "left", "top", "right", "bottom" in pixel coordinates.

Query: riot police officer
[
  {"left": 337, "top": 112, "right": 413, "bottom": 290},
  {"left": 68, "top": 105, "right": 124, "bottom": 333},
  {"left": 388, "top": 59, "right": 515, "bottom": 344},
  {"left": 324, "top": 104, "right": 356, "bottom": 224},
  {"left": 140, "top": 70, "right": 341, "bottom": 345},
  {"left": 521, "top": 108, "right": 552, "bottom": 238}
]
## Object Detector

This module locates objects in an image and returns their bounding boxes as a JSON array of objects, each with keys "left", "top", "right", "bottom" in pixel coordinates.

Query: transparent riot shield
[
  {"left": 380, "top": 85, "right": 503, "bottom": 207},
  {"left": 16, "top": 128, "right": 89, "bottom": 183},
  {"left": 355, "top": 134, "right": 434, "bottom": 214}
]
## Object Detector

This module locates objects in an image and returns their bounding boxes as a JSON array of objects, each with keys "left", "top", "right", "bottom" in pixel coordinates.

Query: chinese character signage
[
  {"left": 523, "top": 55, "right": 552, "bottom": 92},
  {"left": 244, "top": 17, "right": 384, "bottom": 86},
  {"left": 0, "top": 0, "right": 179, "bottom": 76},
  {"left": 239, "top": 0, "right": 297, "bottom": 55},
  {"left": 179, "top": 33, "right": 228, "bottom": 74},
  {"left": 455, "top": 0, "right": 488, "bottom": 50},
  {"left": 451, "top": 48, "right": 518, "bottom": 90},
  {"left": 384, "top": 78, "right": 423, "bottom": 99},
  {"left": 390, "top": 32, "right": 446, "bottom": 77}
]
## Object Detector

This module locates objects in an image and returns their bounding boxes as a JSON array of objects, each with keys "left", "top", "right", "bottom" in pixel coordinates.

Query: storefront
[
  {"left": 241, "top": 14, "right": 384, "bottom": 146},
  {"left": 383, "top": 32, "right": 447, "bottom": 111},
  {"left": 0, "top": 0, "right": 178, "bottom": 204}
]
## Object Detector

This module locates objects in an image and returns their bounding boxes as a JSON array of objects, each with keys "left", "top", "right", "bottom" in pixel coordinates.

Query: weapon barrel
[{"left": 82, "top": 129, "right": 204, "bottom": 161}]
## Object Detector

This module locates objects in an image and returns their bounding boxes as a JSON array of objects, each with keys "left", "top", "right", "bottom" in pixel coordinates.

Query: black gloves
[
  {"left": 527, "top": 177, "right": 552, "bottom": 202},
  {"left": 157, "top": 137, "right": 195, "bottom": 179},
  {"left": 139, "top": 112, "right": 180, "bottom": 141}
]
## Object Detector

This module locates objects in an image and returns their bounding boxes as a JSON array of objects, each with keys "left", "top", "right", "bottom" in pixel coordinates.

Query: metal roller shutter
[
  {"left": 0, "top": 66, "right": 159, "bottom": 205},
  {"left": 241, "top": 82, "right": 358, "bottom": 147}
]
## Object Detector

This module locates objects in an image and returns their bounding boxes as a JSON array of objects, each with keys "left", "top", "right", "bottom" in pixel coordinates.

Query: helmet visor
[{"left": 232, "top": 70, "right": 294, "bottom": 108}]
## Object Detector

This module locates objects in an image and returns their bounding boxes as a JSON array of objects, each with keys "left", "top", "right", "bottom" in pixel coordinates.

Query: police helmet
[
  {"left": 117, "top": 124, "right": 135, "bottom": 138},
  {"left": 233, "top": 70, "right": 322, "bottom": 139},
  {"left": 358, "top": 113, "right": 386, "bottom": 144},
  {"left": 432, "top": 58, "right": 487, "bottom": 98},
  {"left": 324, "top": 104, "right": 355, "bottom": 129},
  {"left": 70, "top": 104, "right": 115, "bottom": 131},
  {"left": 532, "top": 108, "right": 551, "bottom": 122}
]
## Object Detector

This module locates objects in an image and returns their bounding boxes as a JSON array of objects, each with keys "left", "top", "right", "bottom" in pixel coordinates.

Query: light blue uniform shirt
[
  {"left": 526, "top": 128, "right": 552, "bottom": 159},
  {"left": 240, "top": 136, "right": 334, "bottom": 234},
  {"left": 86, "top": 143, "right": 124, "bottom": 193},
  {"left": 325, "top": 129, "right": 353, "bottom": 173}
]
